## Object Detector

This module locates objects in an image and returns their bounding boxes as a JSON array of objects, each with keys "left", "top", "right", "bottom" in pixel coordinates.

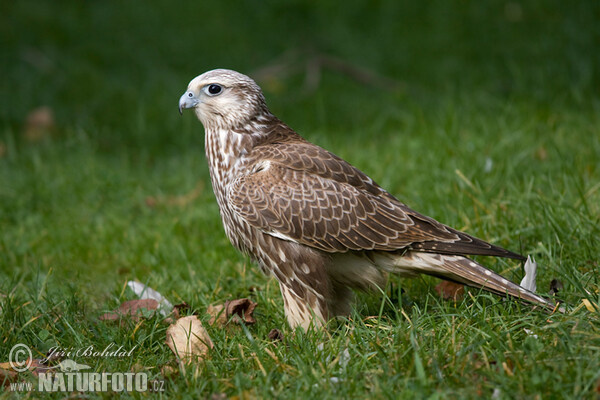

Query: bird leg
[{"left": 278, "top": 281, "right": 329, "bottom": 330}]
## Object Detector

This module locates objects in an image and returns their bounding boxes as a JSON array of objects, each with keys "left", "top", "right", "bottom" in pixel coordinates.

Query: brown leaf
[
  {"left": 24, "top": 106, "right": 55, "bottom": 142},
  {"left": 435, "top": 281, "right": 465, "bottom": 301},
  {"left": 166, "top": 316, "right": 213, "bottom": 364},
  {"left": 208, "top": 298, "right": 257, "bottom": 326},
  {"left": 0, "top": 142, "right": 6, "bottom": 158},
  {"left": 0, "top": 358, "right": 53, "bottom": 379},
  {"left": 267, "top": 329, "right": 284, "bottom": 342},
  {"left": 165, "top": 302, "right": 192, "bottom": 324},
  {"left": 173, "top": 302, "right": 190, "bottom": 318},
  {"left": 99, "top": 299, "right": 159, "bottom": 322},
  {"left": 207, "top": 304, "right": 227, "bottom": 326},
  {"left": 0, "top": 367, "right": 18, "bottom": 387},
  {"left": 28, "top": 358, "right": 56, "bottom": 376},
  {"left": 226, "top": 298, "right": 257, "bottom": 324}
]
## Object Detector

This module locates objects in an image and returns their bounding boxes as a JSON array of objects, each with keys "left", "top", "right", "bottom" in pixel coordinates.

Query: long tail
[{"left": 389, "top": 251, "right": 558, "bottom": 311}]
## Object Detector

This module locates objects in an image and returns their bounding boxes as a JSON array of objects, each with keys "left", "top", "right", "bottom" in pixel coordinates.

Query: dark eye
[{"left": 207, "top": 84, "right": 222, "bottom": 95}]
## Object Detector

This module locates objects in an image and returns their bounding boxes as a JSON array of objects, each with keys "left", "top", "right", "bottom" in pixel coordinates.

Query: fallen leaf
[
  {"left": 207, "top": 298, "right": 257, "bottom": 326},
  {"left": 166, "top": 316, "right": 213, "bottom": 363},
  {"left": 435, "top": 281, "right": 465, "bottom": 301},
  {"left": 0, "top": 357, "right": 53, "bottom": 379},
  {"left": 172, "top": 302, "right": 190, "bottom": 318},
  {"left": 206, "top": 304, "right": 227, "bottom": 326},
  {"left": 127, "top": 281, "right": 173, "bottom": 316},
  {"left": 267, "top": 329, "right": 284, "bottom": 342},
  {"left": 164, "top": 302, "right": 192, "bottom": 324},
  {"left": 99, "top": 299, "right": 159, "bottom": 322},
  {"left": 24, "top": 106, "right": 54, "bottom": 142},
  {"left": 28, "top": 358, "right": 56, "bottom": 376},
  {"left": 582, "top": 299, "right": 597, "bottom": 313},
  {"left": 0, "top": 367, "right": 18, "bottom": 387},
  {"left": 0, "top": 142, "right": 6, "bottom": 158}
]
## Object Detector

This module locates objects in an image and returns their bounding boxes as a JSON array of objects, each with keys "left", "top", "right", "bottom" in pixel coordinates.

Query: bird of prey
[{"left": 178, "top": 69, "right": 555, "bottom": 330}]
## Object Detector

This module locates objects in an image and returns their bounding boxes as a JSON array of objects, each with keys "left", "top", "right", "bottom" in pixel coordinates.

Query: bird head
[{"left": 179, "top": 69, "right": 270, "bottom": 130}]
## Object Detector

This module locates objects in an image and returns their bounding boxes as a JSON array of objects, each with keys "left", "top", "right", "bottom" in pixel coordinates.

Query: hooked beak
[{"left": 179, "top": 91, "right": 199, "bottom": 115}]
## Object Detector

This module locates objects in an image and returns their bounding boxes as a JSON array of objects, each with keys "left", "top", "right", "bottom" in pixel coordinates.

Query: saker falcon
[{"left": 178, "top": 69, "right": 556, "bottom": 330}]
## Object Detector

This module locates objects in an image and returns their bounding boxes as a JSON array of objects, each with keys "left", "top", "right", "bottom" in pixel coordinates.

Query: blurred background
[
  {"left": 2, "top": 1, "right": 598, "bottom": 149},
  {"left": 1, "top": 0, "right": 599, "bottom": 294}
]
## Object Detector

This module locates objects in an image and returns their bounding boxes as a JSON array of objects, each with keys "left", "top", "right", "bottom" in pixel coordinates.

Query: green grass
[{"left": 2, "top": 0, "right": 600, "bottom": 398}]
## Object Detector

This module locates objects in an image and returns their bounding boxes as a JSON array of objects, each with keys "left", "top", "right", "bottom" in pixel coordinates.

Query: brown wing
[
  {"left": 228, "top": 163, "right": 438, "bottom": 252},
  {"left": 228, "top": 147, "right": 524, "bottom": 260}
]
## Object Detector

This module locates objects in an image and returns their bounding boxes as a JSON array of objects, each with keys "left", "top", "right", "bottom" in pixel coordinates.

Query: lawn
[{"left": 1, "top": 1, "right": 600, "bottom": 398}]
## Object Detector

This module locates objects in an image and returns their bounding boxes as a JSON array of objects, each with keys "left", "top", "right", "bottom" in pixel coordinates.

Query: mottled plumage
[{"left": 179, "top": 69, "right": 556, "bottom": 330}]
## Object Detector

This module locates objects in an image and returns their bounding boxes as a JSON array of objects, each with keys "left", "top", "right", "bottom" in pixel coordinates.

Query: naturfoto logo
[{"left": 8, "top": 343, "right": 164, "bottom": 393}]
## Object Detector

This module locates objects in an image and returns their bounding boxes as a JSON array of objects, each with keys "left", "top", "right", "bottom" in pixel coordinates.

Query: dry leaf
[
  {"left": 0, "top": 358, "right": 53, "bottom": 379},
  {"left": 267, "top": 329, "right": 284, "bottom": 342},
  {"left": 172, "top": 302, "right": 190, "bottom": 319},
  {"left": 127, "top": 281, "right": 173, "bottom": 316},
  {"left": 0, "top": 367, "right": 18, "bottom": 387},
  {"left": 24, "top": 106, "right": 54, "bottom": 142},
  {"left": 208, "top": 298, "right": 257, "bottom": 326},
  {"left": 166, "top": 316, "right": 213, "bottom": 363},
  {"left": 206, "top": 304, "right": 227, "bottom": 326},
  {"left": 582, "top": 299, "right": 597, "bottom": 313},
  {"left": 164, "top": 302, "right": 191, "bottom": 324},
  {"left": 0, "top": 142, "right": 6, "bottom": 158},
  {"left": 435, "top": 280, "right": 465, "bottom": 301},
  {"left": 99, "top": 299, "right": 159, "bottom": 322},
  {"left": 28, "top": 358, "right": 56, "bottom": 376}
]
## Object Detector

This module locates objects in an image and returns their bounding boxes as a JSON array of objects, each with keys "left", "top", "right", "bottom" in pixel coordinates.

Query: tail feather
[{"left": 388, "top": 251, "right": 557, "bottom": 311}]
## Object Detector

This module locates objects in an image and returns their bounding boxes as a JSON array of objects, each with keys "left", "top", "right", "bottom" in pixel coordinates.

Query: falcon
[{"left": 178, "top": 69, "right": 555, "bottom": 330}]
